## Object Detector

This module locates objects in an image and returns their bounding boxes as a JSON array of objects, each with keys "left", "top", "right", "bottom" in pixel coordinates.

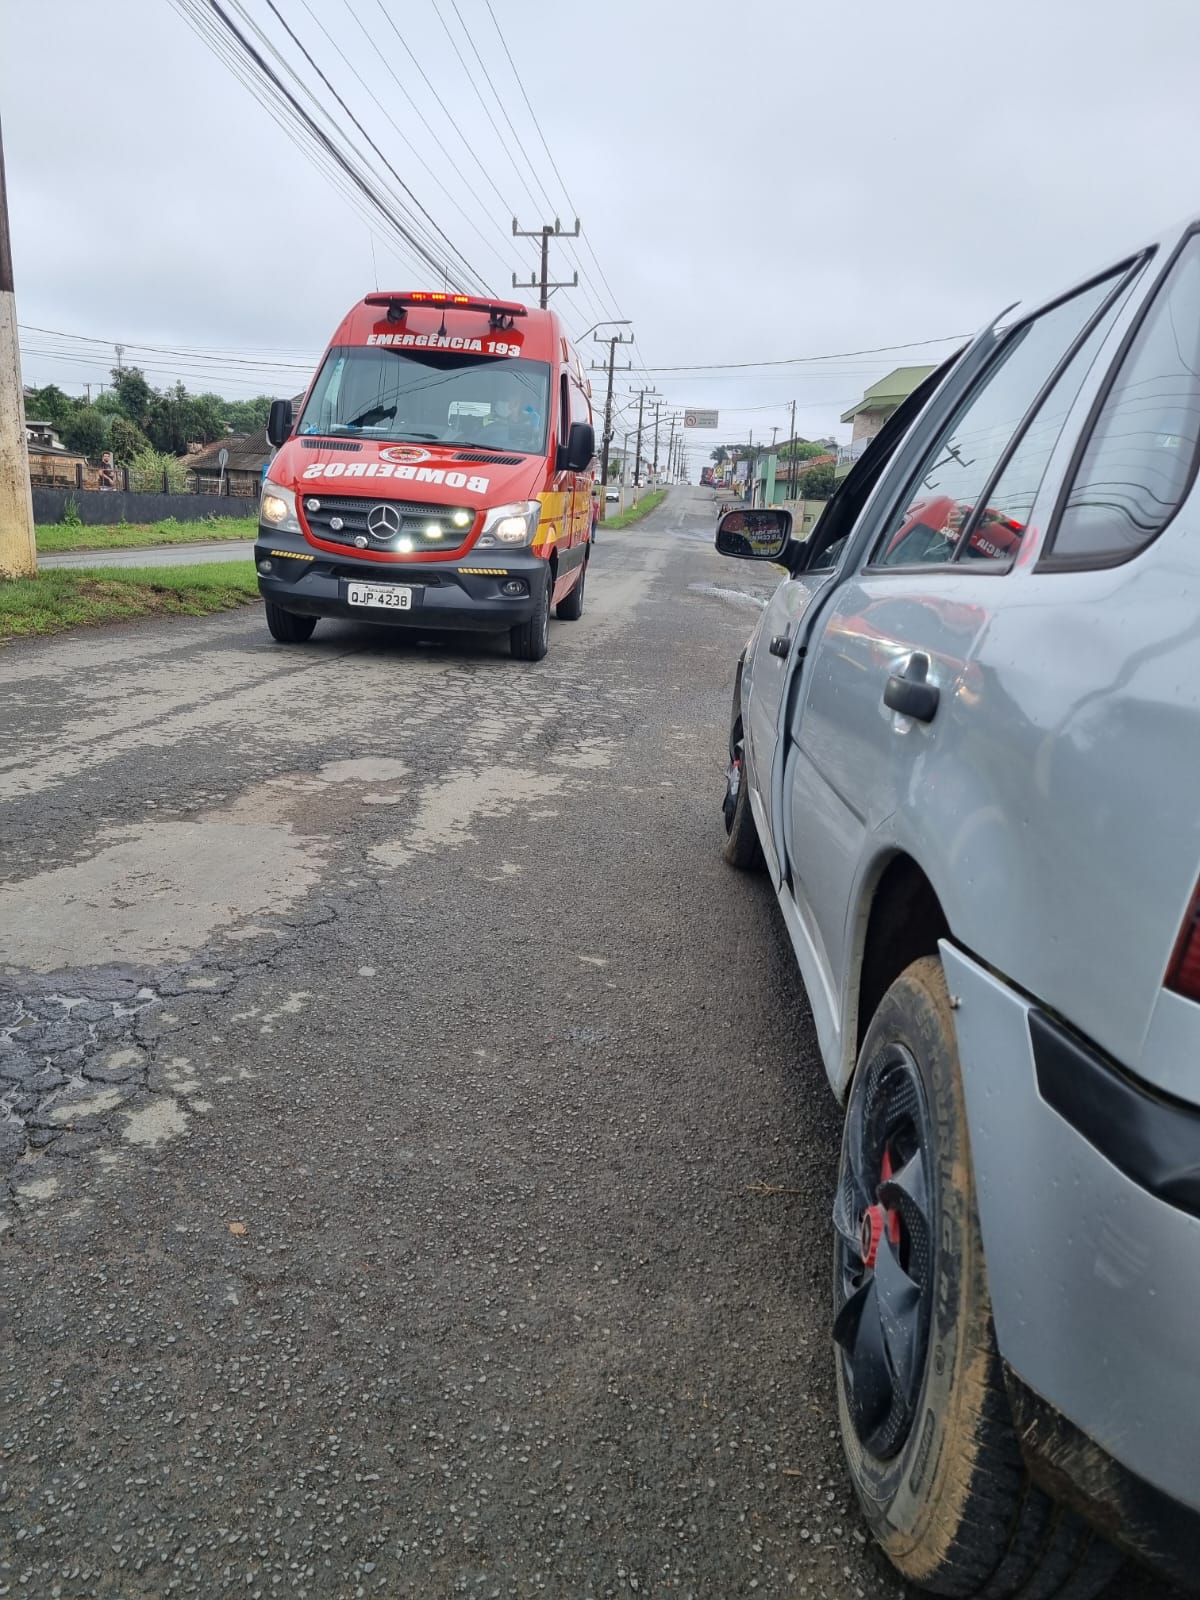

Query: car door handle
[
  {"left": 769, "top": 631, "right": 792, "bottom": 658},
  {"left": 884, "top": 653, "right": 939, "bottom": 722}
]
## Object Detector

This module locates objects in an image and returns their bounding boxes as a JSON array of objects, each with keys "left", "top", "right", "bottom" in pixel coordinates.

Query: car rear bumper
[
  {"left": 253, "top": 531, "right": 546, "bottom": 632},
  {"left": 941, "top": 940, "right": 1200, "bottom": 1587}
]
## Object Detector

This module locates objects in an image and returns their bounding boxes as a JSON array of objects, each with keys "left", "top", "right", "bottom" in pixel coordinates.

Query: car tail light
[{"left": 1165, "top": 882, "right": 1200, "bottom": 1001}]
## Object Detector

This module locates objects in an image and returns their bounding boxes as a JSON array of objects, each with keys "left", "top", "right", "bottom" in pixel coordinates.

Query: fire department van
[{"left": 255, "top": 291, "right": 596, "bottom": 661}]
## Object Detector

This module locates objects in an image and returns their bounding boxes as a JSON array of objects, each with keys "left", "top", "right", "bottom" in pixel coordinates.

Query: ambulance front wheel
[
  {"left": 265, "top": 602, "right": 317, "bottom": 644},
  {"left": 510, "top": 573, "right": 552, "bottom": 662}
]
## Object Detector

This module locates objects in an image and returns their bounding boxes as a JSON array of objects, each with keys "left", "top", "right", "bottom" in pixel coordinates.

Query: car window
[
  {"left": 1050, "top": 235, "right": 1200, "bottom": 563},
  {"left": 870, "top": 275, "right": 1123, "bottom": 569},
  {"left": 956, "top": 291, "right": 1130, "bottom": 560}
]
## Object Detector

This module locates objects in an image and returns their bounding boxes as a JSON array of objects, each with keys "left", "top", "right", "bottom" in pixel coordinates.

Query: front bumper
[
  {"left": 253, "top": 530, "right": 546, "bottom": 632},
  {"left": 942, "top": 940, "right": 1200, "bottom": 1588}
]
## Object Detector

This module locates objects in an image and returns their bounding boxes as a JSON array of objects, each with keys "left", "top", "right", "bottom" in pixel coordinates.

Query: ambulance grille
[{"left": 300, "top": 494, "right": 474, "bottom": 551}]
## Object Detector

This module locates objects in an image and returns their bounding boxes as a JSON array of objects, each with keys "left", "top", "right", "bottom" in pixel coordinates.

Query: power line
[
  {"left": 171, "top": 0, "right": 478, "bottom": 291},
  {"left": 638, "top": 335, "right": 965, "bottom": 373},
  {"left": 259, "top": 0, "right": 488, "bottom": 292},
  {"left": 168, "top": 0, "right": 443, "bottom": 287},
  {"left": 298, "top": 0, "right": 516, "bottom": 283},
  {"left": 480, "top": 0, "right": 626, "bottom": 326},
  {"left": 427, "top": 0, "right": 605, "bottom": 330}
]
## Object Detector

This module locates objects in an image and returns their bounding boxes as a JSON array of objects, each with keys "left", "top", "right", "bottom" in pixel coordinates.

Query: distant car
[
  {"left": 605, "top": 490, "right": 619, "bottom": 503},
  {"left": 715, "top": 212, "right": 1200, "bottom": 1598}
]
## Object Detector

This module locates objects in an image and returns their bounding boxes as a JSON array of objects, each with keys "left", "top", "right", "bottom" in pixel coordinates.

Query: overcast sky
[{"left": 6, "top": 0, "right": 1200, "bottom": 461}]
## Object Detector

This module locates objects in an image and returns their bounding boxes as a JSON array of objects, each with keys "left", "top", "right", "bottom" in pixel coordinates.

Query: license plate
[{"left": 346, "top": 582, "right": 413, "bottom": 611}]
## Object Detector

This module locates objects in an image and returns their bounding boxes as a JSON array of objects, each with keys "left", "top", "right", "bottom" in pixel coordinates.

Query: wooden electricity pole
[{"left": 0, "top": 113, "right": 36, "bottom": 578}]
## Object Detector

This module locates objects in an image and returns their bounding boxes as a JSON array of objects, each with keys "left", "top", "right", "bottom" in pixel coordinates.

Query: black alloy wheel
[{"left": 832, "top": 1040, "right": 936, "bottom": 1461}]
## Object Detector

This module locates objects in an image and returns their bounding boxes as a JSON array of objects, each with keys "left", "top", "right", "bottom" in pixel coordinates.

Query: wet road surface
[{"left": 0, "top": 487, "right": 1177, "bottom": 1598}]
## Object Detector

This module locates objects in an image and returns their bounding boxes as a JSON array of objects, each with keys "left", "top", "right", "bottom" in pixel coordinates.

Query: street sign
[
  {"left": 217, "top": 447, "right": 230, "bottom": 469},
  {"left": 684, "top": 409, "right": 719, "bottom": 429}
]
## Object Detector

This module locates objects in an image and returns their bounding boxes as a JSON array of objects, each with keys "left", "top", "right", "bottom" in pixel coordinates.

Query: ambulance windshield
[{"left": 297, "top": 346, "right": 551, "bottom": 456}]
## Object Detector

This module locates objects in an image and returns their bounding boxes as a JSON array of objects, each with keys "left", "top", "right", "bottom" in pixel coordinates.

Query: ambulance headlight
[
  {"left": 476, "top": 500, "right": 541, "bottom": 548},
  {"left": 260, "top": 480, "right": 302, "bottom": 535}
]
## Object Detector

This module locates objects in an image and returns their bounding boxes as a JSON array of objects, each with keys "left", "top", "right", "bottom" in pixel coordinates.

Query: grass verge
[
  {"left": 36, "top": 515, "right": 257, "bottom": 553},
  {"left": 601, "top": 489, "right": 667, "bottom": 530},
  {"left": 0, "top": 561, "right": 260, "bottom": 641}
]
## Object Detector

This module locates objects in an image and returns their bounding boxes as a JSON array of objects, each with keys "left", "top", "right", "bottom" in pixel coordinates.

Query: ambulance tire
[
  {"left": 265, "top": 602, "right": 317, "bottom": 643},
  {"left": 510, "top": 573, "right": 552, "bottom": 662},
  {"left": 556, "top": 561, "right": 586, "bottom": 621}
]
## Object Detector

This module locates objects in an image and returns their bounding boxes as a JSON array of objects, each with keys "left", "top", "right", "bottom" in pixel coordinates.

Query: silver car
[{"left": 716, "top": 215, "right": 1200, "bottom": 1597}]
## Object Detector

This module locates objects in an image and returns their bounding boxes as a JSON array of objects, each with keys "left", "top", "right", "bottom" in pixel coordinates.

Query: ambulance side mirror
[
  {"left": 563, "top": 421, "right": 595, "bottom": 474},
  {"left": 267, "top": 399, "right": 294, "bottom": 449}
]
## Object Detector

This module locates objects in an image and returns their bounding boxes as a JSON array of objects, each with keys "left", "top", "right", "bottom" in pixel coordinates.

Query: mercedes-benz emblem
[{"left": 366, "top": 503, "right": 402, "bottom": 541}]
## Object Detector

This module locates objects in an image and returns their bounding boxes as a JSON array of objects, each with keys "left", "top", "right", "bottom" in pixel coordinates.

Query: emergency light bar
[{"left": 365, "top": 291, "right": 529, "bottom": 327}]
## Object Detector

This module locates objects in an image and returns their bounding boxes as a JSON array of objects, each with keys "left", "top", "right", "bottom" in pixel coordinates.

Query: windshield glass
[{"left": 297, "top": 346, "right": 551, "bottom": 455}]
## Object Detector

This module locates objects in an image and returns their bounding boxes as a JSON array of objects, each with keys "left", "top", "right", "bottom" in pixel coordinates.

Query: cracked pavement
[{"left": 0, "top": 489, "right": 1175, "bottom": 1599}]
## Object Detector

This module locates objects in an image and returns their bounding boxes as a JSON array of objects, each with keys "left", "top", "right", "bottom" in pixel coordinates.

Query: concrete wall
[{"left": 32, "top": 487, "right": 258, "bottom": 526}]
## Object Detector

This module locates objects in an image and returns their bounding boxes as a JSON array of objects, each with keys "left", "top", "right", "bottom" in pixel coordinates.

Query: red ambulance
[{"left": 255, "top": 292, "right": 596, "bottom": 661}]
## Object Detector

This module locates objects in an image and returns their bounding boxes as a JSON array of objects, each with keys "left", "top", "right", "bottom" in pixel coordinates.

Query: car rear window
[{"left": 1050, "top": 234, "right": 1200, "bottom": 563}]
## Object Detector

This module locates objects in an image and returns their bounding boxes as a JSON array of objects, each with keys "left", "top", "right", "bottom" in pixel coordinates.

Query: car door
[
  {"left": 742, "top": 357, "right": 972, "bottom": 886},
  {"left": 781, "top": 265, "right": 1142, "bottom": 1028}
]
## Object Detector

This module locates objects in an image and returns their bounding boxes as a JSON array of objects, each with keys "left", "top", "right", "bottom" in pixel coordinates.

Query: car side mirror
[
  {"left": 564, "top": 421, "right": 595, "bottom": 474},
  {"left": 267, "top": 398, "right": 294, "bottom": 449},
  {"left": 715, "top": 507, "right": 793, "bottom": 562}
]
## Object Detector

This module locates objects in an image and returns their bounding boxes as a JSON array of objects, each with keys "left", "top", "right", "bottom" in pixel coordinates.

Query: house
[
  {"left": 186, "top": 429, "right": 273, "bottom": 497},
  {"left": 24, "top": 420, "right": 88, "bottom": 488},
  {"left": 755, "top": 450, "right": 836, "bottom": 507},
  {"left": 835, "top": 365, "right": 936, "bottom": 477}
]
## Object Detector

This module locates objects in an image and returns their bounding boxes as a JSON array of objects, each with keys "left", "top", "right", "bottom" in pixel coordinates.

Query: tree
[
  {"left": 222, "top": 395, "right": 273, "bottom": 433},
  {"left": 796, "top": 461, "right": 836, "bottom": 499},
  {"left": 709, "top": 446, "right": 729, "bottom": 465},
  {"left": 110, "top": 415, "right": 151, "bottom": 463},
  {"left": 779, "top": 440, "right": 826, "bottom": 462},
  {"left": 25, "top": 384, "right": 73, "bottom": 427},
  {"left": 59, "top": 405, "right": 109, "bottom": 458},
  {"left": 127, "top": 446, "right": 189, "bottom": 495},
  {"left": 145, "top": 382, "right": 223, "bottom": 454},
  {"left": 111, "top": 365, "right": 154, "bottom": 430},
  {"left": 186, "top": 392, "right": 229, "bottom": 445}
]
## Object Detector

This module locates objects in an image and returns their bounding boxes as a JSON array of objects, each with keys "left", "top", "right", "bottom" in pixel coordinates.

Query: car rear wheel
[
  {"left": 833, "top": 956, "right": 1123, "bottom": 1599},
  {"left": 555, "top": 562, "right": 586, "bottom": 621},
  {"left": 510, "top": 572, "right": 552, "bottom": 661},
  {"left": 721, "top": 714, "right": 764, "bottom": 870},
  {"left": 264, "top": 602, "right": 317, "bottom": 643}
]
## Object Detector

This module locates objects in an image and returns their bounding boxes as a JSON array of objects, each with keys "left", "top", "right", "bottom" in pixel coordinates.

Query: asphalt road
[
  {"left": 38, "top": 538, "right": 256, "bottom": 569},
  {"left": 0, "top": 488, "right": 1177, "bottom": 1600}
]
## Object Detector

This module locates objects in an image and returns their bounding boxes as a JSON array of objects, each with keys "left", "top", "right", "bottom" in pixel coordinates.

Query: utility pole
[
  {"left": 632, "top": 386, "right": 657, "bottom": 501},
  {"left": 787, "top": 398, "right": 798, "bottom": 498},
  {"left": 512, "top": 217, "right": 580, "bottom": 309},
  {"left": 666, "top": 412, "right": 678, "bottom": 486},
  {"left": 589, "top": 328, "right": 634, "bottom": 512},
  {"left": 652, "top": 400, "right": 662, "bottom": 486},
  {"left": 0, "top": 114, "right": 36, "bottom": 579}
]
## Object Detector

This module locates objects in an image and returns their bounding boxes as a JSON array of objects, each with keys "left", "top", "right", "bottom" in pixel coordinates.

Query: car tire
[
  {"left": 555, "top": 562, "right": 586, "bottom": 621},
  {"left": 833, "top": 956, "right": 1123, "bottom": 1600},
  {"left": 721, "top": 710, "right": 764, "bottom": 870},
  {"left": 264, "top": 602, "right": 317, "bottom": 643},
  {"left": 510, "top": 573, "right": 552, "bottom": 661}
]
